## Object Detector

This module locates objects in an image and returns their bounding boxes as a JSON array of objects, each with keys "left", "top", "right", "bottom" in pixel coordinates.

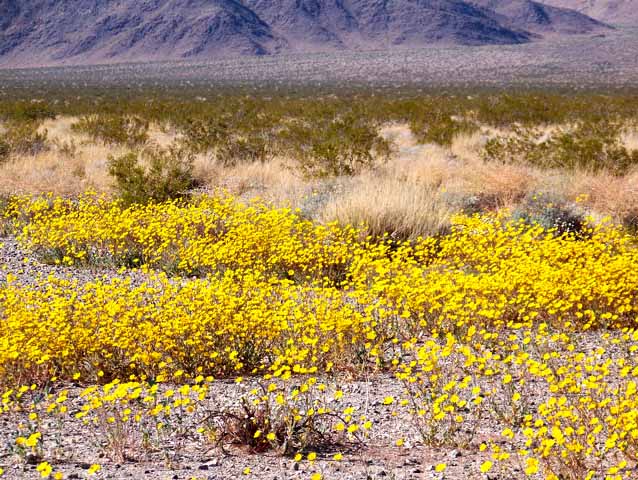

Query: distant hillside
[
  {"left": 0, "top": 0, "right": 610, "bottom": 67},
  {"left": 470, "top": 0, "right": 609, "bottom": 33},
  {"left": 540, "top": 1, "right": 638, "bottom": 25}
]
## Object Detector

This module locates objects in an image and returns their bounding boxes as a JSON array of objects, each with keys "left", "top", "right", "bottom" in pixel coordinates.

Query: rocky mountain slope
[
  {"left": 540, "top": 1, "right": 637, "bottom": 25},
  {"left": 0, "top": 0, "right": 610, "bottom": 67}
]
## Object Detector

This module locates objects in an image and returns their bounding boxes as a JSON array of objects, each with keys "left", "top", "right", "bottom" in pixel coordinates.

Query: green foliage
[
  {"left": 284, "top": 114, "right": 392, "bottom": 178},
  {"left": 108, "top": 145, "right": 197, "bottom": 205},
  {"left": 180, "top": 118, "right": 227, "bottom": 154},
  {"left": 72, "top": 115, "right": 149, "bottom": 147},
  {"left": 483, "top": 120, "right": 638, "bottom": 175}
]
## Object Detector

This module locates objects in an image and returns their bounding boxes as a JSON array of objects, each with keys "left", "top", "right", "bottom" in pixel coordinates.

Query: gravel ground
[{"left": 1, "top": 377, "right": 500, "bottom": 480}]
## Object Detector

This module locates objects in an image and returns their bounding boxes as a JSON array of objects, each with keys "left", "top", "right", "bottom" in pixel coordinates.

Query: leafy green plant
[
  {"left": 180, "top": 118, "right": 227, "bottom": 154},
  {"left": 3, "top": 101, "right": 57, "bottom": 123},
  {"left": 108, "top": 145, "right": 197, "bottom": 205}
]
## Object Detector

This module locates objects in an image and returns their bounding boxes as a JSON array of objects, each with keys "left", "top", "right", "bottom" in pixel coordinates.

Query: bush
[
  {"left": 0, "top": 138, "right": 9, "bottom": 162},
  {"left": 180, "top": 118, "right": 226, "bottom": 154},
  {"left": 410, "top": 114, "right": 479, "bottom": 147},
  {"left": 179, "top": 116, "right": 275, "bottom": 167},
  {"left": 511, "top": 193, "right": 587, "bottom": 237},
  {"left": 108, "top": 145, "right": 197, "bottom": 205},
  {"left": 483, "top": 120, "right": 638, "bottom": 175},
  {"left": 284, "top": 114, "right": 392, "bottom": 178},
  {"left": 0, "top": 121, "right": 49, "bottom": 161},
  {"left": 72, "top": 115, "right": 149, "bottom": 147}
]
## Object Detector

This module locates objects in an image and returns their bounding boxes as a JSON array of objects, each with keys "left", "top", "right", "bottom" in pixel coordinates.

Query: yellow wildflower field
[{"left": 0, "top": 192, "right": 637, "bottom": 479}]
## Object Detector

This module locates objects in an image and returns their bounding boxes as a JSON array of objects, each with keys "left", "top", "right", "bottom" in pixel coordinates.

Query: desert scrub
[
  {"left": 409, "top": 113, "right": 479, "bottom": 147},
  {"left": 108, "top": 144, "right": 197, "bottom": 205},
  {"left": 72, "top": 114, "right": 149, "bottom": 147},
  {"left": 284, "top": 114, "right": 392, "bottom": 178},
  {"left": 511, "top": 193, "right": 587, "bottom": 237},
  {"left": 180, "top": 117, "right": 276, "bottom": 166},
  {"left": 0, "top": 100, "right": 56, "bottom": 123},
  {"left": 483, "top": 119, "right": 638, "bottom": 175},
  {"left": 0, "top": 120, "right": 49, "bottom": 161}
]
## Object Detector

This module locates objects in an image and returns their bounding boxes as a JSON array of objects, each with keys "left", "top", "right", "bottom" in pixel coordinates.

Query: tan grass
[
  {"left": 39, "top": 116, "right": 77, "bottom": 143},
  {"left": 0, "top": 142, "right": 121, "bottom": 196},
  {"left": 321, "top": 175, "right": 452, "bottom": 241},
  {"left": 621, "top": 128, "right": 638, "bottom": 151}
]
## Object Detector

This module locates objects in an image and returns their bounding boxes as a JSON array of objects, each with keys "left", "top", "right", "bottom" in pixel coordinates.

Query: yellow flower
[
  {"left": 36, "top": 462, "right": 53, "bottom": 478},
  {"left": 480, "top": 461, "right": 493, "bottom": 473}
]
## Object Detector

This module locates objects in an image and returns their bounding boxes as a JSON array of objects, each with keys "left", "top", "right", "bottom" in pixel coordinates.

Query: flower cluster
[{"left": 1, "top": 193, "right": 637, "bottom": 478}]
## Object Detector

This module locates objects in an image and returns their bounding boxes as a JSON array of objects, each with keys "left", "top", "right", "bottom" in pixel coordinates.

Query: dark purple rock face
[{"left": 0, "top": 0, "right": 610, "bottom": 66}]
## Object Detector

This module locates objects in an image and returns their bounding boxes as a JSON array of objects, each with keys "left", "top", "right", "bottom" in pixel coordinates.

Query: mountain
[
  {"left": 469, "top": 0, "right": 608, "bottom": 33},
  {"left": 0, "top": 0, "right": 610, "bottom": 67},
  {"left": 539, "top": 1, "right": 638, "bottom": 25}
]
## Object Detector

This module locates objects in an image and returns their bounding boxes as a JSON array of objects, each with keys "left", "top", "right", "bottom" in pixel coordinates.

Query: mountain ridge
[
  {"left": 0, "top": 0, "right": 611, "bottom": 67},
  {"left": 539, "top": 1, "right": 638, "bottom": 25}
]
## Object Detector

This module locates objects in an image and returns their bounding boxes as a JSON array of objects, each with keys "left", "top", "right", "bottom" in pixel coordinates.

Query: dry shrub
[
  {"left": 72, "top": 115, "right": 149, "bottom": 148},
  {"left": 322, "top": 176, "right": 451, "bottom": 242}
]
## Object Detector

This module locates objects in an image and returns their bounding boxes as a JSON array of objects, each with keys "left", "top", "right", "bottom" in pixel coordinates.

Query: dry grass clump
[{"left": 322, "top": 175, "right": 452, "bottom": 241}]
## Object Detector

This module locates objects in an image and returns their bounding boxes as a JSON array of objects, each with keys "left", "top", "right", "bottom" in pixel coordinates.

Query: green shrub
[
  {"left": 108, "top": 145, "right": 197, "bottom": 205},
  {"left": 483, "top": 120, "right": 638, "bottom": 175},
  {"left": 216, "top": 134, "right": 271, "bottom": 166},
  {"left": 284, "top": 114, "right": 392, "bottom": 178},
  {"left": 72, "top": 115, "right": 149, "bottom": 147},
  {"left": 623, "top": 210, "right": 638, "bottom": 235}
]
